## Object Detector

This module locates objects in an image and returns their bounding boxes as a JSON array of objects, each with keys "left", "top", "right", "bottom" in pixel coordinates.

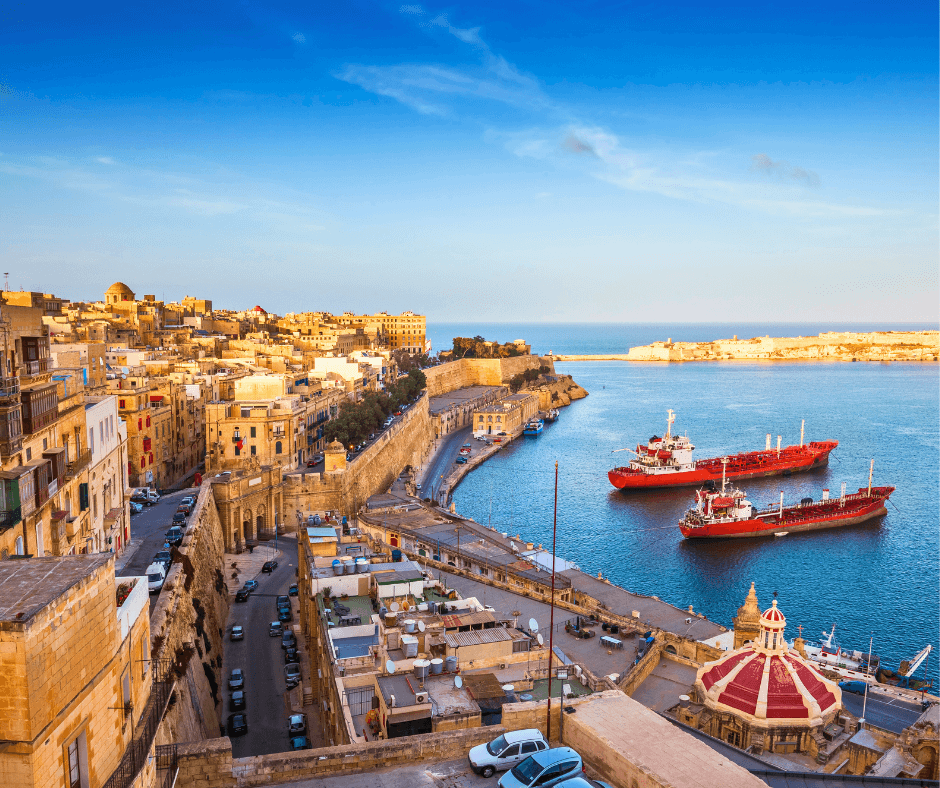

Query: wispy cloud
[
  {"left": 751, "top": 153, "right": 820, "bottom": 188},
  {"left": 0, "top": 155, "right": 329, "bottom": 226},
  {"left": 292, "top": 32, "right": 306, "bottom": 44},
  {"left": 340, "top": 7, "right": 876, "bottom": 219}
]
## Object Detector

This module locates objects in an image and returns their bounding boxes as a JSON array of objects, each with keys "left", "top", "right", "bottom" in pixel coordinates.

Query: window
[
  {"left": 140, "top": 457, "right": 145, "bottom": 468},
  {"left": 250, "top": 445, "right": 256, "bottom": 456},
  {"left": 250, "top": 426, "right": 256, "bottom": 438},
  {"left": 92, "top": 495, "right": 97, "bottom": 519},
  {"left": 66, "top": 732, "right": 89, "bottom": 788},
  {"left": 234, "top": 446, "right": 241, "bottom": 456},
  {"left": 145, "top": 416, "right": 150, "bottom": 427},
  {"left": 148, "top": 453, "right": 153, "bottom": 465},
  {"left": 35, "top": 523, "right": 44, "bottom": 557},
  {"left": 122, "top": 666, "right": 132, "bottom": 711},
  {"left": 43, "top": 437, "right": 48, "bottom": 450},
  {"left": 119, "top": 399, "right": 125, "bottom": 409},
  {"left": 501, "top": 744, "right": 520, "bottom": 757},
  {"left": 275, "top": 441, "right": 282, "bottom": 454},
  {"left": 14, "top": 536, "right": 24, "bottom": 555},
  {"left": 25, "top": 447, "right": 31, "bottom": 461},
  {"left": 521, "top": 742, "right": 538, "bottom": 754}
]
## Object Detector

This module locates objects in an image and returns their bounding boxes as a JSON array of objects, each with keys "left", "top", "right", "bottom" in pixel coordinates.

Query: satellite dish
[
  {"left": 454, "top": 676, "right": 463, "bottom": 689},
  {"left": 536, "top": 634, "right": 544, "bottom": 646},
  {"left": 385, "top": 660, "right": 396, "bottom": 674},
  {"left": 417, "top": 621, "right": 426, "bottom": 632},
  {"left": 390, "top": 602, "right": 400, "bottom": 612},
  {"left": 528, "top": 618, "right": 539, "bottom": 633}
]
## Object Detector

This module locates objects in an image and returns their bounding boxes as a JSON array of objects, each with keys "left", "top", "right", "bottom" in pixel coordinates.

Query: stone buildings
[
  {"left": 472, "top": 392, "right": 540, "bottom": 438},
  {"left": 0, "top": 555, "right": 161, "bottom": 788}
]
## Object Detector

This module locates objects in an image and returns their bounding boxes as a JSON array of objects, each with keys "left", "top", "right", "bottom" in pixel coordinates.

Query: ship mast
[
  {"left": 867, "top": 458, "right": 874, "bottom": 494},
  {"left": 665, "top": 409, "right": 675, "bottom": 441},
  {"left": 721, "top": 457, "right": 728, "bottom": 493},
  {"left": 800, "top": 419, "right": 805, "bottom": 448}
]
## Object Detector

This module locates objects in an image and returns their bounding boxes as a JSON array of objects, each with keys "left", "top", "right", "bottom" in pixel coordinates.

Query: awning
[{"left": 105, "top": 507, "right": 123, "bottom": 523}]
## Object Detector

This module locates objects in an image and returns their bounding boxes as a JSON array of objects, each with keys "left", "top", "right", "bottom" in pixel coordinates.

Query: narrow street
[
  {"left": 116, "top": 487, "right": 199, "bottom": 610},
  {"left": 841, "top": 690, "right": 927, "bottom": 733},
  {"left": 221, "top": 535, "right": 316, "bottom": 756},
  {"left": 419, "top": 426, "right": 473, "bottom": 501}
]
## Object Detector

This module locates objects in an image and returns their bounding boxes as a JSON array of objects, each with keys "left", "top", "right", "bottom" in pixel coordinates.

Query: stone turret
[
  {"left": 324, "top": 439, "right": 347, "bottom": 473},
  {"left": 732, "top": 581, "right": 761, "bottom": 649}
]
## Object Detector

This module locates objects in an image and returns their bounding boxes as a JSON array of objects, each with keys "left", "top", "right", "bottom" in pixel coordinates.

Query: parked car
[
  {"left": 496, "top": 748, "right": 583, "bottom": 788},
  {"left": 555, "top": 778, "right": 614, "bottom": 788},
  {"left": 288, "top": 583, "right": 299, "bottom": 597},
  {"left": 177, "top": 502, "right": 192, "bottom": 514},
  {"left": 277, "top": 607, "right": 293, "bottom": 623},
  {"left": 284, "top": 647, "right": 299, "bottom": 664},
  {"left": 229, "top": 690, "right": 246, "bottom": 710},
  {"left": 230, "top": 625, "right": 244, "bottom": 641},
  {"left": 227, "top": 669, "right": 244, "bottom": 690},
  {"left": 154, "top": 549, "right": 172, "bottom": 569},
  {"left": 262, "top": 560, "right": 278, "bottom": 573},
  {"left": 469, "top": 730, "right": 549, "bottom": 778},
  {"left": 282, "top": 630, "right": 297, "bottom": 650},
  {"left": 462, "top": 443, "right": 472, "bottom": 449},
  {"left": 181, "top": 495, "right": 194, "bottom": 507},
  {"left": 269, "top": 621, "right": 283, "bottom": 637},
  {"left": 276, "top": 595, "right": 290, "bottom": 608},
  {"left": 165, "top": 526, "right": 184, "bottom": 546},
  {"left": 243, "top": 580, "right": 258, "bottom": 592},
  {"left": 290, "top": 736, "right": 312, "bottom": 751},
  {"left": 146, "top": 562, "right": 166, "bottom": 594},
  {"left": 455, "top": 456, "right": 468, "bottom": 465},
  {"left": 227, "top": 713, "right": 248, "bottom": 736},
  {"left": 285, "top": 663, "right": 302, "bottom": 688},
  {"left": 172, "top": 511, "right": 186, "bottom": 525},
  {"left": 235, "top": 588, "right": 251, "bottom": 603},
  {"left": 287, "top": 713, "right": 307, "bottom": 735},
  {"left": 839, "top": 680, "right": 868, "bottom": 695},
  {"left": 306, "top": 458, "right": 316, "bottom": 467},
  {"left": 129, "top": 501, "right": 143, "bottom": 515}
]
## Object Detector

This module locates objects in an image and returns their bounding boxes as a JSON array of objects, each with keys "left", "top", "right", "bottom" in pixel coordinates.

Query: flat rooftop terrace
[{"left": 0, "top": 555, "right": 113, "bottom": 624}]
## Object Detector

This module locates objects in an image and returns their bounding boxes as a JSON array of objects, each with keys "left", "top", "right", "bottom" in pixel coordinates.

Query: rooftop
[
  {"left": 428, "top": 386, "right": 504, "bottom": 414},
  {"left": 0, "top": 555, "right": 113, "bottom": 624}
]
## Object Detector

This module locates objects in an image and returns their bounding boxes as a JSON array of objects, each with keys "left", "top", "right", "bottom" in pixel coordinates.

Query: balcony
[
  {"left": 22, "top": 359, "right": 49, "bottom": 376},
  {"left": 0, "top": 378, "right": 19, "bottom": 399},
  {"left": 65, "top": 449, "right": 92, "bottom": 479},
  {"left": 0, "top": 507, "right": 22, "bottom": 531}
]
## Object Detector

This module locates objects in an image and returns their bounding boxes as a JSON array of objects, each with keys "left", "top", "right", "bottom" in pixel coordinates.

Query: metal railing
[
  {"left": 102, "top": 660, "right": 175, "bottom": 788},
  {"left": 155, "top": 744, "right": 179, "bottom": 788}
]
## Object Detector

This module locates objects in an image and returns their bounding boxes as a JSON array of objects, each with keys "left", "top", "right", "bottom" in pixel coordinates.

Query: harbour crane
[{"left": 877, "top": 644, "right": 933, "bottom": 689}]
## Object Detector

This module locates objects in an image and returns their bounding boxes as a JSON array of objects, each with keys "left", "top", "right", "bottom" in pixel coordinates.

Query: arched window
[
  {"left": 146, "top": 416, "right": 151, "bottom": 427},
  {"left": 275, "top": 441, "right": 282, "bottom": 455},
  {"left": 14, "top": 536, "right": 24, "bottom": 555}
]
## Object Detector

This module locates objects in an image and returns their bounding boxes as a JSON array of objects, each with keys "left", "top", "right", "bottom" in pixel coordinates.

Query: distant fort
[{"left": 552, "top": 330, "right": 940, "bottom": 362}]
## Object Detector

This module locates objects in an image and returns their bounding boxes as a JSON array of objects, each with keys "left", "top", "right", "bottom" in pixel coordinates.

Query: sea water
[{"left": 435, "top": 323, "right": 940, "bottom": 686}]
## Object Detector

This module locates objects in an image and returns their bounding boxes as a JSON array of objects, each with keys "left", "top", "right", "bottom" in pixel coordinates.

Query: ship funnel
[
  {"left": 822, "top": 489, "right": 829, "bottom": 500},
  {"left": 766, "top": 434, "right": 771, "bottom": 450}
]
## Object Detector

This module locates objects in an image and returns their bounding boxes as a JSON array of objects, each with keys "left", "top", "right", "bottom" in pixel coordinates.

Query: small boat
[
  {"left": 679, "top": 460, "right": 892, "bottom": 539},
  {"left": 544, "top": 409, "right": 560, "bottom": 423},
  {"left": 609, "top": 410, "right": 838, "bottom": 490},
  {"left": 523, "top": 419, "right": 544, "bottom": 436}
]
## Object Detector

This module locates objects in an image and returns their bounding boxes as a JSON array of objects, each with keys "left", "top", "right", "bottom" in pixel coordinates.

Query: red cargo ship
[
  {"left": 608, "top": 410, "right": 838, "bottom": 491},
  {"left": 679, "top": 463, "right": 893, "bottom": 539}
]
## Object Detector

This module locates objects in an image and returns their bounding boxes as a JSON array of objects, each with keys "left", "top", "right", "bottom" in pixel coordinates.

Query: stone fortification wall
[
  {"left": 534, "top": 375, "right": 589, "bottom": 409},
  {"left": 151, "top": 482, "right": 230, "bottom": 744},
  {"left": 283, "top": 393, "right": 435, "bottom": 518},
  {"left": 424, "top": 355, "right": 555, "bottom": 397},
  {"left": 174, "top": 727, "right": 501, "bottom": 787}
]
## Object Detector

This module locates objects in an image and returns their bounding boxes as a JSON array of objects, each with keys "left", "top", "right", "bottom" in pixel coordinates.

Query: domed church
[{"left": 691, "top": 589, "right": 842, "bottom": 756}]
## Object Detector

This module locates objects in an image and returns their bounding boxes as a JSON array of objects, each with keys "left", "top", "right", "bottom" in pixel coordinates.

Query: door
[{"left": 497, "top": 743, "right": 521, "bottom": 769}]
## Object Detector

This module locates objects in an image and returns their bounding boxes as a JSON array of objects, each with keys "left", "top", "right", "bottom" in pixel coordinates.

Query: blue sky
[{"left": 1, "top": 1, "right": 936, "bottom": 321}]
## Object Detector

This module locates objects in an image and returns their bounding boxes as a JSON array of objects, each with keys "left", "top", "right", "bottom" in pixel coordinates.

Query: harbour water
[{"left": 433, "top": 323, "right": 940, "bottom": 687}]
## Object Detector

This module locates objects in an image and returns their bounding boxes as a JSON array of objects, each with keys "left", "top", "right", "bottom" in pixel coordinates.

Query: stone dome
[
  {"left": 106, "top": 282, "right": 134, "bottom": 295},
  {"left": 696, "top": 598, "right": 841, "bottom": 727},
  {"left": 325, "top": 439, "right": 345, "bottom": 452}
]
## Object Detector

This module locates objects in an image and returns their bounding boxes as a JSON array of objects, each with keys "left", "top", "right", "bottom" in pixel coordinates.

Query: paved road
[
  {"left": 222, "top": 536, "right": 307, "bottom": 757},
  {"left": 117, "top": 488, "right": 199, "bottom": 609},
  {"left": 841, "top": 689, "right": 927, "bottom": 733},
  {"left": 420, "top": 426, "right": 473, "bottom": 501}
]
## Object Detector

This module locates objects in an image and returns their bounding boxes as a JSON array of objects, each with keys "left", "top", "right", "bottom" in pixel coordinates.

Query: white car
[
  {"left": 146, "top": 562, "right": 166, "bottom": 593},
  {"left": 469, "top": 730, "right": 549, "bottom": 778}
]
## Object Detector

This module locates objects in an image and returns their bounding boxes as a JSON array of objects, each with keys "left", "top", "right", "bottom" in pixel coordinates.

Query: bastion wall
[
  {"left": 151, "top": 482, "right": 231, "bottom": 745},
  {"left": 424, "top": 355, "right": 556, "bottom": 397}
]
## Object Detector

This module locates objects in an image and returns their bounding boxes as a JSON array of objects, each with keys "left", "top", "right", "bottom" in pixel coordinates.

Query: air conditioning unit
[{"left": 415, "top": 691, "right": 428, "bottom": 704}]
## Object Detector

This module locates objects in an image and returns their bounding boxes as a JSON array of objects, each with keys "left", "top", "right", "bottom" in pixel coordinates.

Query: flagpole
[{"left": 546, "top": 461, "right": 558, "bottom": 741}]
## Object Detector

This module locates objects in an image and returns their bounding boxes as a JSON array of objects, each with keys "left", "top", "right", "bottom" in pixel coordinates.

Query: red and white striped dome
[
  {"left": 696, "top": 646, "right": 840, "bottom": 725},
  {"left": 761, "top": 599, "right": 787, "bottom": 627}
]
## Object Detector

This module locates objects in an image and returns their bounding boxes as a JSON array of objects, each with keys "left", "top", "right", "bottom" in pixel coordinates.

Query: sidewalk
[
  {"left": 114, "top": 538, "right": 144, "bottom": 574},
  {"left": 223, "top": 544, "right": 284, "bottom": 593}
]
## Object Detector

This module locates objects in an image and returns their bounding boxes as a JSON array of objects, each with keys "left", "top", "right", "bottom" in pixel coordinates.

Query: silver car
[{"left": 497, "top": 747, "right": 582, "bottom": 788}]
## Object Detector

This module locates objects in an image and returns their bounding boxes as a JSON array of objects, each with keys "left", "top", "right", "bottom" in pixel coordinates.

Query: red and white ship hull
[{"left": 679, "top": 486, "right": 894, "bottom": 539}]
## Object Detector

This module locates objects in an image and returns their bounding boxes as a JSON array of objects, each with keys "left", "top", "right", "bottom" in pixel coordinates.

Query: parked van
[
  {"left": 146, "top": 562, "right": 167, "bottom": 594},
  {"left": 469, "top": 730, "right": 549, "bottom": 778}
]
